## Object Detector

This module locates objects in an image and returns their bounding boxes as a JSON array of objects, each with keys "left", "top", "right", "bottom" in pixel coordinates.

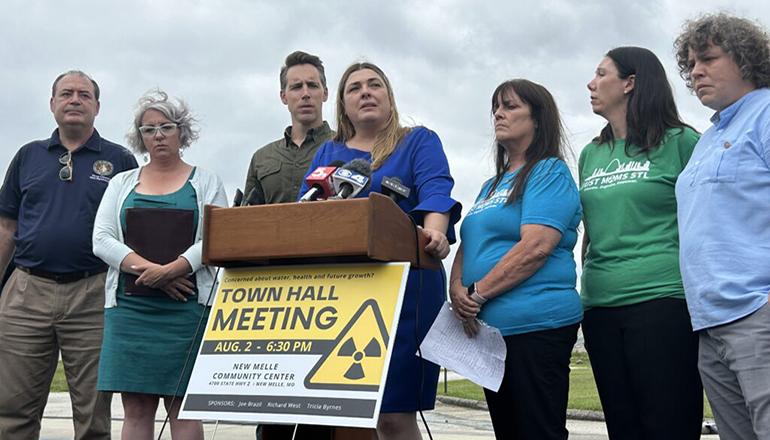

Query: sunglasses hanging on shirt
[{"left": 59, "top": 151, "right": 73, "bottom": 182}]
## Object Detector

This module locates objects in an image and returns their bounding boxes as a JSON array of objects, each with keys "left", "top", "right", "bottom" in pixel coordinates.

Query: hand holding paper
[{"left": 419, "top": 302, "right": 506, "bottom": 391}]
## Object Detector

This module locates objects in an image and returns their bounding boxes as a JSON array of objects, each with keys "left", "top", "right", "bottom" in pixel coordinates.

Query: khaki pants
[{"left": 0, "top": 269, "right": 112, "bottom": 439}]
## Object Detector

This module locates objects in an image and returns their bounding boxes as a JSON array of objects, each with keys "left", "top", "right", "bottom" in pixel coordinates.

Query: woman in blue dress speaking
[
  {"left": 93, "top": 90, "right": 227, "bottom": 440},
  {"left": 300, "top": 62, "right": 461, "bottom": 440},
  {"left": 450, "top": 79, "right": 582, "bottom": 440}
]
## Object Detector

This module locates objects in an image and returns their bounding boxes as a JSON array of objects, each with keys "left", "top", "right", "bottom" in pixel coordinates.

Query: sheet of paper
[{"left": 419, "top": 302, "right": 506, "bottom": 391}]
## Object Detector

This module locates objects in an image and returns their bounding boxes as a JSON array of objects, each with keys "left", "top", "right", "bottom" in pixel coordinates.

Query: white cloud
[{"left": 1, "top": 0, "right": 767, "bottom": 217}]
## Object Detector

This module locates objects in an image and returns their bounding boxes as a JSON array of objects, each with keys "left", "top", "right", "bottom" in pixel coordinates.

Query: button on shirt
[
  {"left": 0, "top": 129, "right": 138, "bottom": 273},
  {"left": 675, "top": 88, "right": 770, "bottom": 330},
  {"left": 244, "top": 122, "right": 334, "bottom": 204}
]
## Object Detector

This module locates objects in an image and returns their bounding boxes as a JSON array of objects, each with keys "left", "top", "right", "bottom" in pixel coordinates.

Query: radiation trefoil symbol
[
  {"left": 338, "top": 335, "right": 382, "bottom": 380},
  {"left": 304, "top": 299, "right": 390, "bottom": 391}
]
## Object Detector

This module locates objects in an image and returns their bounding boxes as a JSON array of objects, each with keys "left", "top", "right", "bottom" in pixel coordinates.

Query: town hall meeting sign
[{"left": 180, "top": 263, "right": 409, "bottom": 428}]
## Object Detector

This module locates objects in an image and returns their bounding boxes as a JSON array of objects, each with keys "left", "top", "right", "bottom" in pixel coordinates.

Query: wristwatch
[{"left": 467, "top": 282, "right": 487, "bottom": 305}]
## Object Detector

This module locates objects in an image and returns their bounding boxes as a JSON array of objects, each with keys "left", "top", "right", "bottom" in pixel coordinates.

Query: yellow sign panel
[
  {"left": 197, "top": 263, "right": 408, "bottom": 389},
  {"left": 305, "top": 299, "right": 389, "bottom": 390},
  {"left": 206, "top": 264, "right": 405, "bottom": 342},
  {"left": 182, "top": 263, "right": 409, "bottom": 427}
]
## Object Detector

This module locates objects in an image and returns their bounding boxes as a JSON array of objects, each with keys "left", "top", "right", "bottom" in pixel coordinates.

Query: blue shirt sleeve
[
  {"left": 407, "top": 128, "right": 462, "bottom": 236},
  {"left": 0, "top": 148, "right": 23, "bottom": 219},
  {"left": 520, "top": 159, "right": 580, "bottom": 233}
]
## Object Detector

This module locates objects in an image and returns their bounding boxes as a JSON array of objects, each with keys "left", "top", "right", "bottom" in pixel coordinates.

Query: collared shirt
[
  {"left": 675, "top": 88, "right": 770, "bottom": 330},
  {"left": 244, "top": 121, "right": 334, "bottom": 204},
  {"left": 0, "top": 129, "right": 138, "bottom": 273}
]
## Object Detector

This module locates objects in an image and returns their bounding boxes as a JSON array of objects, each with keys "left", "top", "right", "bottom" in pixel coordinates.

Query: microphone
[
  {"left": 243, "top": 179, "right": 266, "bottom": 206},
  {"left": 299, "top": 160, "right": 345, "bottom": 202},
  {"left": 331, "top": 159, "right": 372, "bottom": 199},
  {"left": 381, "top": 176, "right": 411, "bottom": 203},
  {"left": 232, "top": 189, "right": 244, "bottom": 207}
]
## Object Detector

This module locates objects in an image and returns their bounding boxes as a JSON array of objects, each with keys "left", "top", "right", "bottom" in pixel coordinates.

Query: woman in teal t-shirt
[
  {"left": 450, "top": 79, "right": 582, "bottom": 440},
  {"left": 580, "top": 47, "right": 702, "bottom": 439}
]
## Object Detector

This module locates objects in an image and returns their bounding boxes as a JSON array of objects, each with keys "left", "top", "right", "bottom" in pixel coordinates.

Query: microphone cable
[
  {"left": 157, "top": 266, "right": 222, "bottom": 440},
  {"left": 159, "top": 194, "right": 249, "bottom": 439},
  {"left": 407, "top": 215, "right": 434, "bottom": 440}
]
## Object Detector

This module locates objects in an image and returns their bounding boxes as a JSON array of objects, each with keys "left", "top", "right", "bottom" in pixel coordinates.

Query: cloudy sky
[{"left": 2, "top": 0, "right": 768, "bottom": 215}]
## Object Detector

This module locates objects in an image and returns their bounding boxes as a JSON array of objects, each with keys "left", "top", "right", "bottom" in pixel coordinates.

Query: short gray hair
[
  {"left": 52, "top": 70, "right": 100, "bottom": 101},
  {"left": 127, "top": 89, "right": 200, "bottom": 153}
]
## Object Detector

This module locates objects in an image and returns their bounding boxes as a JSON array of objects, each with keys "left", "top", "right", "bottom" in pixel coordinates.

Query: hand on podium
[{"left": 420, "top": 227, "right": 449, "bottom": 259}]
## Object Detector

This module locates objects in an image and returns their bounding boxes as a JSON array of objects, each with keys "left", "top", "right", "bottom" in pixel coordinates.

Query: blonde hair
[{"left": 334, "top": 62, "right": 410, "bottom": 169}]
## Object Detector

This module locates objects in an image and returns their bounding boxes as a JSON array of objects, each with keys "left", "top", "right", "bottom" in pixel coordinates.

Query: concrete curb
[
  {"left": 436, "top": 396, "right": 718, "bottom": 434},
  {"left": 435, "top": 396, "right": 489, "bottom": 411},
  {"left": 566, "top": 409, "right": 606, "bottom": 422},
  {"left": 436, "top": 395, "right": 605, "bottom": 421}
]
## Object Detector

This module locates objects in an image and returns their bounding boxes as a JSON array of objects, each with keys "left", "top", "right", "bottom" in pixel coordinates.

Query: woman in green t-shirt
[{"left": 580, "top": 46, "right": 703, "bottom": 439}]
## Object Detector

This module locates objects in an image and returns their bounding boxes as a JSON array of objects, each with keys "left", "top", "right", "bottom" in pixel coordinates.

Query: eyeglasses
[
  {"left": 59, "top": 151, "right": 73, "bottom": 182},
  {"left": 138, "top": 123, "right": 179, "bottom": 138}
]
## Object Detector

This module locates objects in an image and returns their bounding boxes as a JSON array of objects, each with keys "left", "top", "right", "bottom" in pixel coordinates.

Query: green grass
[
  {"left": 566, "top": 352, "right": 604, "bottom": 411},
  {"left": 52, "top": 355, "right": 712, "bottom": 418},
  {"left": 437, "top": 351, "right": 713, "bottom": 418},
  {"left": 51, "top": 362, "right": 69, "bottom": 392}
]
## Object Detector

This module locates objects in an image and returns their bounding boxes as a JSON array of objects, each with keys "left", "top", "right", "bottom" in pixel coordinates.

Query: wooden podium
[
  {"left": 202, "top": 193, "right": 435, "bottom": 439},
  {"left": 203, "top": 192, "right": 437, "bottom": 269}
]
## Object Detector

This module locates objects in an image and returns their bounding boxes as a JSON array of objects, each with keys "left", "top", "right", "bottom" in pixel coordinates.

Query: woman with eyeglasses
[{"left": 92, "top": 89, "right": 227, "bottom": 439}]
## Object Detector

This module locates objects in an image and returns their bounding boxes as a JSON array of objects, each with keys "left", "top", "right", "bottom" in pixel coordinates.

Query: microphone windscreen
[
  {"left": 343, "top": 158, "right": 372, "bottom": 178},
  {"left": 244, "top": 180, "right": 266, "bottom": 206},
  {"left": 345, "top": 159, "right": 372, "bottom": 192},
  {"left": 232, "top": 189, "right": 244, "bottom": 207},
  {"left": 381, "top": 176, "right": 411, "bottom": 201},
  {"left": 300, "top": 163, "right": 341, "bottom": 202}
]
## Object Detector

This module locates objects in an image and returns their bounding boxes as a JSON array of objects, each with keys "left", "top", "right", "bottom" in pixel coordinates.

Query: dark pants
[
  {"left": 483, "top": 323, "right": 578, "bottom": 440},
  {"left": 257, "top": 424, "right": 333, "bottom": 440},
  {"left": 582, "top": 298, "right": 703, "bottom": 440}
]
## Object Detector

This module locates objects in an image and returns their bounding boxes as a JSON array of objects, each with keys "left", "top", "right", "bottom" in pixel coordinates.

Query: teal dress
[{"left": 98, "top": 169, "right": 209, "bottom": 396}]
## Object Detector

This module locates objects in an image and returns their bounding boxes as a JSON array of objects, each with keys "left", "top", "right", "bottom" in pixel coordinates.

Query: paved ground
[
  {"left": 39, "top": 392, "right": 719, "bottom": 439},
  {"left": 40, "top": 392, "right": 608, "bottom": 439},
  {"left": 39, "top": 332, "right": 720, "bottom": 438}
]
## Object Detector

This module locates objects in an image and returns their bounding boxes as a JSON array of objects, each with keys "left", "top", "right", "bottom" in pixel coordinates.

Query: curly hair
[
  {"left": 674, "top": 13, "right": 770, "bottom": 90},
  {"left": 126, "top": 89, "right": 200, "bottom": 153}
]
